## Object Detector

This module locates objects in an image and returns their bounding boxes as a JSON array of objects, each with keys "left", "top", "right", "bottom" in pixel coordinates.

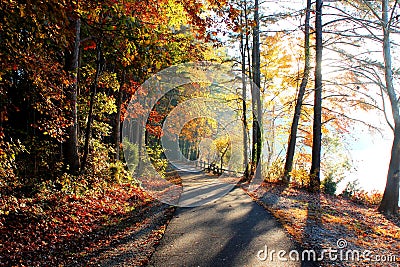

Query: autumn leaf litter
[{"left": 246, "top": 182, "right": 400, "bottom": 267}]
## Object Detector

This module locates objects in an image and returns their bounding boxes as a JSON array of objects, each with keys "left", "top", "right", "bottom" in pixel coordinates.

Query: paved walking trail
[{"left": 148, "top": 166, "right": 317, "bottom": 267}]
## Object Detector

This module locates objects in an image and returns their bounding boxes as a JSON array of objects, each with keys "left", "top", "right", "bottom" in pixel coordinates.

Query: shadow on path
[
  {"left": 149, "top": 186, "right": 317, "bottom": 267},
  {"left": 302, "top": 191, "right": 322, "bottom": 263}
]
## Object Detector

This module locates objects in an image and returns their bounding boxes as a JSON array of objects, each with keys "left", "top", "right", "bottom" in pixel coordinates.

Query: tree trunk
[
  {"left": 113, "top": 71, "right": 125, "bottom": 161},
  {"left": 220, "top": 152, "right": 224, "bottom": 171},
  {"left": 63, "top": 17, "right": 81, "bottom": 175},
  {"left": 251, "top": 0, "right": 262, "bottom": 179},
  {"left": 185, "top": 139, "right": 190, "bottom": 159},
  {"left": 266, "top": 105, "right": 276, "bottom": 168},
  {"left": 283, "top": 0, "right": 312, "bottom": 183},
  {"left": 378, "top": 0, "right": 400, "bottom": 215},
  {"left": 244, "top": 0, "right": 253, "bottom": 175},
  {"left": 379, "top": 127, "right": 400, "bottom": 215},
  {"left": 240, "top": 11, "right": 249, "bottom": 179},
  {"left": 137, "top": 116, "right": 144, "bottom": 175},
  {"left": 309, "top": 0, "right": 323, "bottom": 192},
  {"left": 81, "top": 42, "right": 102, "bottom": 172}
]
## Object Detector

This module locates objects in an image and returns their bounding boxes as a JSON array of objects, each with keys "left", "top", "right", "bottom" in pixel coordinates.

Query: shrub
[
  {"left": 265, "top": 158, "right": 284, "bottom": 183},
  {"left": 321, "top": 173, "right": 342, "bottom": 195},
  {"left": 352, "top": 190, "right": 383, "bottom": 207},
  {"left": 56, "top": 172, "right": 88, "bottom": 195},
  {"left": 341, "top": 179, "right": 361, "bottom": 198},
  {"left": 122, "top": 138, "right": 139, "bottom": 173},
  {"left": 145, "top": 145, "right": 168, "bottom": 177},
  {"left": 0, "top": 139, "right": 25, "bottom": 189},
  {"left": 109, "top": 160, "right": 137, "bottom": 184},
  {"left": 290, "top": 168, "right": 310, "bottom": 189}
]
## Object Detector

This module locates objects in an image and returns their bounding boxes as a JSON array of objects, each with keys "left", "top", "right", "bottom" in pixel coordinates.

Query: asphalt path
[{"left": 148, "top": 170, "right": 317, "bottom": 267}]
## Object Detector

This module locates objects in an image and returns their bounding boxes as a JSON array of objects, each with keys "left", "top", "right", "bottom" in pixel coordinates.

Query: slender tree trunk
[
  {"left": 113, "top": 70, "right": 125, "bottom": 161},
  {"left": 220, "top": 152, "right": 224, "bottom": 170},
  {"left": 220, "top": 144, "right": 229, "bottom": 171},
  {"left": 185, "top": 139, "right": 190, "bottom": 159},
  {"left": 240, "top": 11, "right": 249, "bottom": 179},
  {"left": 310, "top": 0, "right": 323, "bottom": 191},
  {"left": 244, "top": 0, "right": 253, "bottom": 126},
  {"left": 266, "top": 105, "right": 276, "bottom": 167},
  {"left": 137, "top": 116, "right": 144, "bottom": 175},
  {"left": 379, "top": 0, "right": 399, "bottom": 215},
  {"left": 63, "top": 17, "right": 81, "bottom": 175},
  {"left": 251, "top": 0, "right": 262, "bottom": 179},
  {"left": 283, "top": 0, "right": 312, "bottom": 183},
  {"left": 81, "top": 42, "right": 102, "bottom": 172}
]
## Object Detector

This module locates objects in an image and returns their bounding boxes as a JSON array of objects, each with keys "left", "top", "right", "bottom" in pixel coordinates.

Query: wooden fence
[{"left": 196, "top": 160, "right": 241, "bottom": 176}]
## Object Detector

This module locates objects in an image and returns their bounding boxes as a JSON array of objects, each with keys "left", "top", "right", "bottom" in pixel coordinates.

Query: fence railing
[{"left": 196, "top": 160, "right": 241, "bottom": 176}]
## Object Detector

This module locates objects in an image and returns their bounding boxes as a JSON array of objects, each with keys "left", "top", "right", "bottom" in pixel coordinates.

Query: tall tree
[
  {"left": 310, "top": 0, "right": 323, "bottom": 191},
  {"left": 113, "top": 70, "right": 126, "bottom": 161},
  {"left": 251, "top": 0, "right": 262, "bottom": 178},
  {"left": 63, "top": 16, "right": 81, "bottom": 175},
  {"left": 283, "top": 0, "right": 312, "bottom": 183},
  {"left": 315, "top": 0, "right": 400, "bottom": 213},
  {"left": 81, "top": 40, "right": 103, "bottom": 172},
  {"left": 240, "top": 10, "right": 250, "bottom": 178},
  {"left": 378, "top": 0, "right": 399, "bottom": 215},
  {"left": 331, "top": 0, "right": 400, "bottom": 214}
]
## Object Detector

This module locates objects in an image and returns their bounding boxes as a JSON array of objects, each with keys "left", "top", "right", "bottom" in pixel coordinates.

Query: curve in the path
[{"left": 149, "top": 183, "right": 317, "bottom": 267}]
